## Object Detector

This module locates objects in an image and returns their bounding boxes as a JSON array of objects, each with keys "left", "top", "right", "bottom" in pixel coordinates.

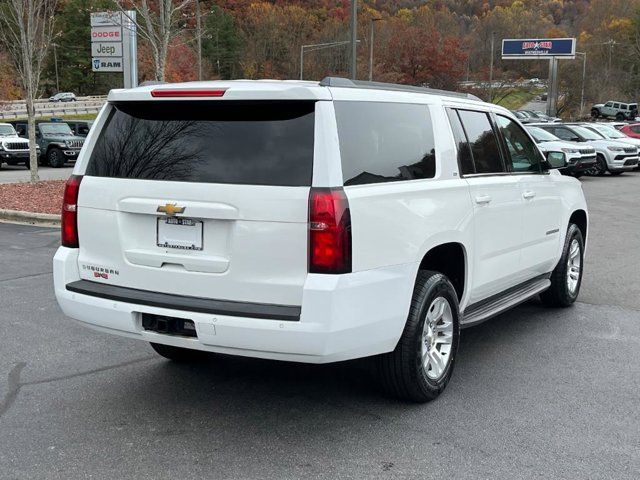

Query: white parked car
[
  {"left": 0, "top": 122, "right": 37, "bottom": 169},
  {"left": 49, "top": 92, "right": 77, "bottom": 102},
  {"left": 53, "top": 78, "right": 588, "bottom": 402},
  {"left": 525, "top": 126, "right": 596, "bottom": 177},
  {"left": 531, "top": 123, "right": 639, "bottom": 176}
]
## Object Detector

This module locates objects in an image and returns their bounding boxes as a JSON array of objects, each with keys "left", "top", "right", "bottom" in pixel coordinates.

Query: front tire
[
  {"left": 540, "top": 223, "right": 584, "bottom": 307},
  {"left": 591, "top": 109, "right": 599, "bottom": 118},
  {"left": 376, "top": 270, "right": 460, "bottom": 402},
  {"left": 150, "top": 342, "right": 205, "bottom": 362},
  {"left": 47, "top": 147, "right": 65, "bottom": 168},
  {"left": 594, "top": 154, "right": 608, "bottom": 176}
]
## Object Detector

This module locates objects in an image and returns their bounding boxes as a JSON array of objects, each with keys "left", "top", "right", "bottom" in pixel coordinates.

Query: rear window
[
  {"left": 334, "top": 101, "right": 436, "bottom": 186},
  {"left": 86, "top": 101, "right": 315, "bottom": 186}
]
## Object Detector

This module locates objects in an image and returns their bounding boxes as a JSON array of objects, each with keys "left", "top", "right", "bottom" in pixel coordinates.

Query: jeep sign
[{"left": 91, "top": 42, "right": 123, "bottom": 57}]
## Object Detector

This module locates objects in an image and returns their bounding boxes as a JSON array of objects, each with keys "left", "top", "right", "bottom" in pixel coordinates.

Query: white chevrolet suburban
[{"left": 53, "top": 78, "right": 588, "bottom": 402}]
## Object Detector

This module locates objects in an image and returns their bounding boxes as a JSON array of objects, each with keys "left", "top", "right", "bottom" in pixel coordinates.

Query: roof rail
[{"left": 319, "top": 76, "right": 482, "bottom": 101}]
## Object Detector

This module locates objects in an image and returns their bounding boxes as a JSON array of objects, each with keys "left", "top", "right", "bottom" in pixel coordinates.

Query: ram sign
[{"left": 502, "top": 38, "right": 576, "bottom": 59}]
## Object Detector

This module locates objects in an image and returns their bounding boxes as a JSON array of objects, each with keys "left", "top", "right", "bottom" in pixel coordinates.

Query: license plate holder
[{"left": 157, "top": 217, "right": 203, "bottom": 251}]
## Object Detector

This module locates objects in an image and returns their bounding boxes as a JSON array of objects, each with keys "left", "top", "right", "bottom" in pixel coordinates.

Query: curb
[{"left": 0, "top": 209, "right": 60, "bottom": 227}]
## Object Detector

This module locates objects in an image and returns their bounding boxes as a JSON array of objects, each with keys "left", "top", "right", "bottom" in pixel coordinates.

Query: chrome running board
[{"left": 461, "top": 277, "right": 551, "bottom": 328}]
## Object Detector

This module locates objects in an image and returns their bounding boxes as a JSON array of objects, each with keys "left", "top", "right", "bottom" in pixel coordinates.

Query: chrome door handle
[
  {"left": 523, "top": 191, "right": 536, "bottom": 200},
  {"left": 474, "top": 195, "right": 492, "bottom": 205}
]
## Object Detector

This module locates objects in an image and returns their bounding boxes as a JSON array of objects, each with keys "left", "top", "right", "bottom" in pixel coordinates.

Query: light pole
[
  {"left": 350, "top": 0, "right": 357, "bottom": 79},
  {"left": 52, "top": 43, "right": 59, "bottom": 92},
  {"left": 300, "top": 41, "right": 357, "bottom": 80},
  {"left": 488, "top": 31, "right": 495, "bottom": 103},
  {"left": 576, "top": 51, "right": 587, "bottom": 118},
  {"left": 369, "top": 18, "right": 382, "bottom": 82}
]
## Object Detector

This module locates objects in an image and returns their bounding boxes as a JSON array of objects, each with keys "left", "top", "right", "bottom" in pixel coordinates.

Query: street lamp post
[
  {"left": 489, "top": 31, "right": 495, "bottom": 103},
  {"left": 369, "top": 18, "right": 382, "bottom": 82},
  {"left": 576, "top": 51, "right": 587, "bottom": 118}
]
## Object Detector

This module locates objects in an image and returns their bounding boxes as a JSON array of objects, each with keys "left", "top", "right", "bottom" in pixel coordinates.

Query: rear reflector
[
  {"left": 150, "top": 88, "right": 227, "bottom": 98},
  {"left": 61, "top": 175, "right": 82, "bottom": 248},
  {"left": 309, "top": 188, "right": 352, "bottom": 274}
]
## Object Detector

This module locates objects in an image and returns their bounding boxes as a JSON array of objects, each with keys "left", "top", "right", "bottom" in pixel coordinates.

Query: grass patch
[{"left": 493, "top": 89, "right": 540, "bottom": 110}]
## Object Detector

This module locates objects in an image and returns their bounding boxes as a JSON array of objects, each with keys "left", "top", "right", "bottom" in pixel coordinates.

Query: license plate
[{"left": 157, "top": 217, "right": 203, "bottom": 251}]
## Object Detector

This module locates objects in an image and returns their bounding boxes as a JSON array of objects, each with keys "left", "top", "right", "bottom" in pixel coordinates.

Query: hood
[
  {"left": 536, "top": 140, "right": 591, "bottom": 152},
  {"left": 593, "top": 103, "right": 605, "bottom": 109},
  {"left": 43, "top": 134, "right": 85, "bottom": 142},
  {"left": 609, "top": 137, "right": 640, "bottom": 147},
  {"left": 585, "top": 139, "right": 638, "bottom": 151}
]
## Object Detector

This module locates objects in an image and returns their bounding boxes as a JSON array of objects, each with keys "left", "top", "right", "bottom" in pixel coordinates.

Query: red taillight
[
  {"left": 150, "top": 88, "right": 227, "bottom": 98},
  {"left": 309, "top": 188, "right": 352, "bottom": 274},
  {"left": 61, "top": 175, "right": 82, "bottom": 248}
]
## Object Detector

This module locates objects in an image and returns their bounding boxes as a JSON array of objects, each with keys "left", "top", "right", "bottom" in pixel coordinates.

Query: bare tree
[
  {"left": 117, "top": 0, "right": 194, "bottom": 82},
  {"left": 0, "top": 0, "right": 57, "bottom": 183}
]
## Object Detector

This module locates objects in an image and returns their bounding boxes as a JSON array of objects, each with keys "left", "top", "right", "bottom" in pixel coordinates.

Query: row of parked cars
[
  {"left": 0, "top": 119, "right": 91, "bottom": 169},
  {"left": 511, "top": 109, "right": 640, "bottom": 176}
]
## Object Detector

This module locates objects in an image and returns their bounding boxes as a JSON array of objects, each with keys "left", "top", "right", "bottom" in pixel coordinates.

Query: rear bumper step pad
[{"left": 65, "top": 280, "right": 301, "bottom": 321}]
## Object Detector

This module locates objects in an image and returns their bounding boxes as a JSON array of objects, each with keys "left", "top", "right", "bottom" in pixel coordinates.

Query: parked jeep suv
[
  {"left": 0, "top": 122, "right": 39, "bottom": 169},
  {"left": 591, "top": 101, "right": 638, "bottom": 120},
  {"left": 53, "top": 79, "right": 588, "bottom": 402},
  {"left": 525, "top": 125, "right": 596, "bottom": 177},
  {"left": 13, "top": 121, "right": 84, "bottom": 167}
]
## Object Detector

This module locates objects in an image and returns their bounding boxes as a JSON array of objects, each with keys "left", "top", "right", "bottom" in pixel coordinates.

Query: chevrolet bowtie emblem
[{"left": 157, "top": 203, "right": 186, "bottom": 216}]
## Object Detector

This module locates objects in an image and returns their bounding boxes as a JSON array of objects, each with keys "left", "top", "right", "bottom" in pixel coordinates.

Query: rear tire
[
  {"left": 47, "top": 147, "right": 65, "bottom": 168},
  {"left": 376, "top": 270, "right": 460, "bottom": 402},
  {"left": 540, "top": 223, "right": 584, "bottom": 308},
  {"left": 616, "top": 113, "right": 625, "bottom": 121},
  {"left": 150, "top": 342, "right": 205, "bottom": 362}
]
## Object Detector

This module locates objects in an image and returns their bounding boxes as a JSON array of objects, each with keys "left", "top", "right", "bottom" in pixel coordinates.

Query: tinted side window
[
  {"left": 613, "top": 103, "right": 620, "bottom": 109},
  {"left": 631, "top": 126, "right": 640, "bottom": 133},
  {"left": 446, "top": 108, "right": 475, "bottom": 174},
  {"left": 496, "top": 116, "right": 543, "bottom": 173},
  {"left": 457, "top": 110, "right": 504, "bottom": 174},
  {"left": 334, "top": 101, "right": 436, "bottom": 186},
  {"left": 86, "top": 101, "right": 315, "bottom": 186}
]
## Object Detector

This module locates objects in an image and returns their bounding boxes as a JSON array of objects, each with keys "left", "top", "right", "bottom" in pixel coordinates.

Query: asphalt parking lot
[
  {"left": 0, "top": 165, "right": 74, "bottom": 184},
  {"left": 1, "top": 174, "right": 639, "bottom": 479}
]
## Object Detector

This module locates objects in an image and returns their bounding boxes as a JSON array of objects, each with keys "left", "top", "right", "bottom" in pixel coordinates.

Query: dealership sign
[
  {"left": 502, "top": 38, "right": 576, "bottom": 59},
  {"left": 89, "top": 11, "right": 137, "bottom": 87}
]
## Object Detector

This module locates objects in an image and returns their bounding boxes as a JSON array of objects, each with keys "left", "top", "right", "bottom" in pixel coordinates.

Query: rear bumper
[{"left": 54, "top": 248, "right": 415, "bottom": 364}]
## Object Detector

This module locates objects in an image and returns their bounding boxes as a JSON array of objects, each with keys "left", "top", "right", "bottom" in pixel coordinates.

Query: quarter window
[
  {"left": 446, "top": 108, "right": 475, "bottom": 175},
  {"left": 335, "top": 102, "right": 436, "bottom": 186},
  {"left": 496, "top": 116, "right": 543, "bottom": 173},
  {"left": 456, "top": 110, "right": 504, "bottom": 174}
]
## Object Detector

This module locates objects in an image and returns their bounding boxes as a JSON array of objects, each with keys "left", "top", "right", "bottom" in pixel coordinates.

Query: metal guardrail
[{"left": 0, "top": 96, "right": 106, "bottom": 120}]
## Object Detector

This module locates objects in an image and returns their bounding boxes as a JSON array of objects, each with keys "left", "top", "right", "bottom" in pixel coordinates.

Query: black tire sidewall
[
  {"left": 412, "top": 274, "right": 460, "bottom": 392},
  {"left": 596, "top": 155, "right": 608, "bottom": 175},
  {"left": 48, "top": 148, "right": 64, "bottom": 168},
  {"left": 557, "top": 225, "right": 584, "bottom": 303}
]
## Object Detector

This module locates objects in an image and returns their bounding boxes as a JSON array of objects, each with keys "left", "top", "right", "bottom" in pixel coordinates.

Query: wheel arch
[
  {"left": 417, "top": 242, "right": 467, "bottom": 304},
  {"left": 569, "top": 209, "right": 588, "bottom": 244}
]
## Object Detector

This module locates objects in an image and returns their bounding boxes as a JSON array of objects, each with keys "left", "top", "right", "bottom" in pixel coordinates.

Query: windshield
[
  {"left": 39, "top": 123, "right": 73, "bottom": 135},
  {"left": 573, "top": 126, "right": 604, "bottom": 140},
  {"left": 592, "top": 125, "right": 626, "bottom": 138},
  {"left": 0, "top": 125, "right": 17, "bottom": 136},
  {"left": 526, "top": 126, "right": 559, "bottom": 143}
]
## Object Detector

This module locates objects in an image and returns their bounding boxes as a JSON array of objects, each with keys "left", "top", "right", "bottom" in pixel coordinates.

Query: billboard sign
[
  {"left": 91, "top": 26, "right": 122, "bottom": 43},
  {"left": 502, "top": 38, "right": 576, "bottom": 59},
  {"left": 90, "top": 11, "right": 121, "bottom": 27},
  {"left": 91, "top": 11, "right": 137, "bottom": 86}
]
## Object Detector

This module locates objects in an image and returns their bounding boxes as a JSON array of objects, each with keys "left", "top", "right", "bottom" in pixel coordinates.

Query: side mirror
[{"left": 546, "top": 151, "right": 566, "bottom": 169}]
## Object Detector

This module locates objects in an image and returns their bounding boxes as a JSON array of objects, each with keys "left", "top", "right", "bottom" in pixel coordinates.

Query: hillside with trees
[{"left": 1, "top": 0, "right": 639, "bottom": 116}]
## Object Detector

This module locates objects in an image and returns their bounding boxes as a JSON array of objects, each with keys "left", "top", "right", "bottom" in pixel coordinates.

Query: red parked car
[{"left": 619, "top": 123, "right": 640, "bottom": 139}]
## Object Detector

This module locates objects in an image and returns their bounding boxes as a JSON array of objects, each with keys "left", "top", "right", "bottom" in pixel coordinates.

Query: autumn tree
[{"left": 0, "top": 0, "right": 57, "bottom": 184}]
